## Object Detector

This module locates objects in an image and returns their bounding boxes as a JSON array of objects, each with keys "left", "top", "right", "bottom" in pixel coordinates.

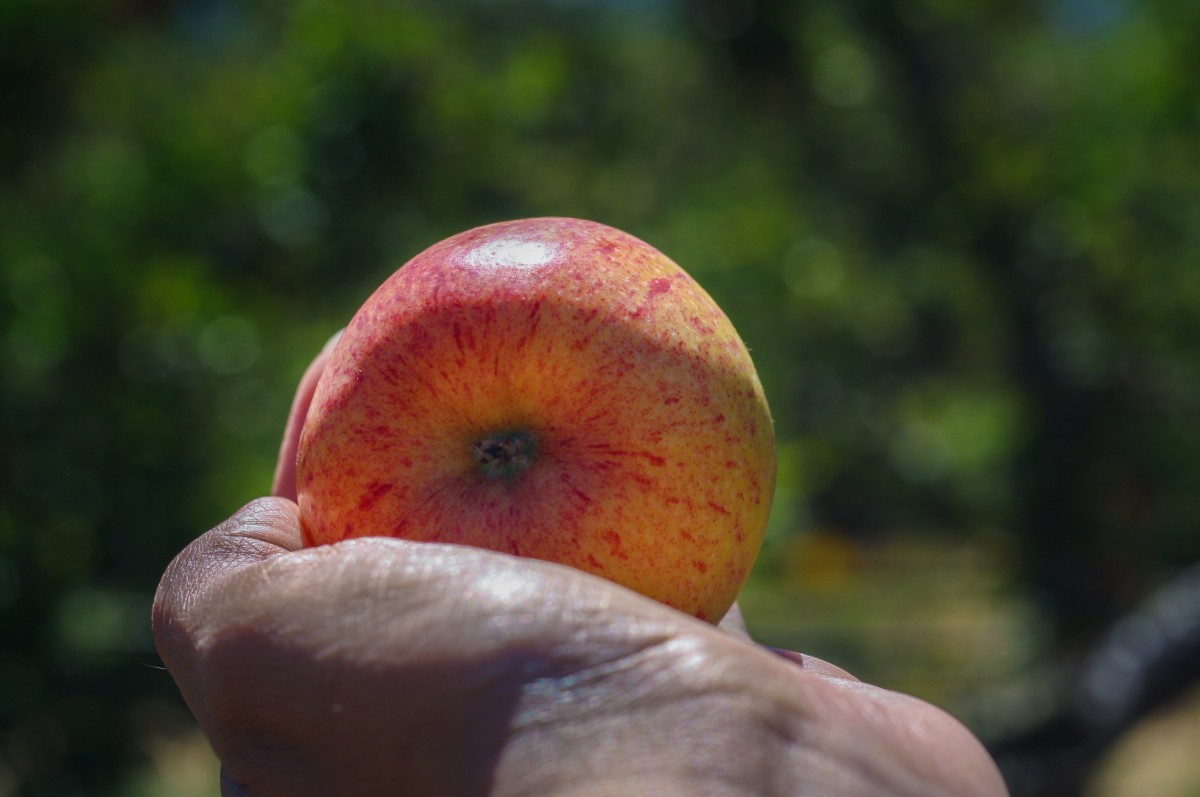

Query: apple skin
[{"left": 296, "top": 217, "right": 776, "bottom": 622}]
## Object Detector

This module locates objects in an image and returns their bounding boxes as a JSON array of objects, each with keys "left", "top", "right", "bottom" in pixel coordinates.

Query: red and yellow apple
[{"left": 296, "top": 217, "right": 775, "bottom": 622}]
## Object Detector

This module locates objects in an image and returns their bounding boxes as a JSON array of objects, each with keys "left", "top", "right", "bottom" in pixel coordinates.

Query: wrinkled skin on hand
[{"left": 152, "top": 334, "right": 1009, "bottom": 797}]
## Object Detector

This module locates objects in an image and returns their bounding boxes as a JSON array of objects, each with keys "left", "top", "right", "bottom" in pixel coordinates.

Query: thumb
[{"left": 272, "top": 330, "right": 342, "bottom": 501}]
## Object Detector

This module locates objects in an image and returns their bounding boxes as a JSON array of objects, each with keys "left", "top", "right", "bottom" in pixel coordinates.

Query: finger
[
  {"left": 152, "top": 497, "right": 304, "bottom": 724},
  {"left": 272, "top": 330, "right": 342, "bottom": 500},
  {"left": 768, "top": 647, "right": 859, "bottom": 681},
  {"left": 717, "top": 601, "right": 752, "bottom": 638},
  {"left": 153, "top": 526, "right": 717, "bottom": 795},
  {"left": 723, "top": 603, "right": 858, "bottom": 680}
]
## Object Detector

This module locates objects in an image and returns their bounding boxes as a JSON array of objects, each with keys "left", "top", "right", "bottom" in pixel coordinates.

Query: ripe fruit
[{"left": 297, "top": 218, "right": 775, "bottom": 622}]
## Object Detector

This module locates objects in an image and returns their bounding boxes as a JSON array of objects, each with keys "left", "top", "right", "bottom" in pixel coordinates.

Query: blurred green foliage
[{"left": 2, "top": 0, "right": 1200, "bottom": 793}]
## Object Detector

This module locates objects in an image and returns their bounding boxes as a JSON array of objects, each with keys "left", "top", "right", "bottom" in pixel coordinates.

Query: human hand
[{"left": 152, "top": 336, "right": 1009, "bottom": 797}]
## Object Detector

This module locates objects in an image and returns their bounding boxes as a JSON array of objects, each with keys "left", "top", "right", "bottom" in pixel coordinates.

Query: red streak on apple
[{"left": 297, "top": 217, "right": 776, "bottom": 622}]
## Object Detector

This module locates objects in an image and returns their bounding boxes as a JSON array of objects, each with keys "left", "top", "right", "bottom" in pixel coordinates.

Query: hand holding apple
[
  {"left": 296, "top": 217, "right": 776, "bottom": 621},
  {"left": 150, "top": 335, "right": 1009, "bottom": 797}
]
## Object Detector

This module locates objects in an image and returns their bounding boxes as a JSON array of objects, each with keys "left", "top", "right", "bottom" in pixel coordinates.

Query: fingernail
[{"left": 322, "top": 328, "right": 344, "bottom": 353}]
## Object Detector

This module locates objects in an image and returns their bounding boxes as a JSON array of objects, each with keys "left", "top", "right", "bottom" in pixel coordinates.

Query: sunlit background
[{"left": 3, "top": 0, "right": 1200, "bottom": 794}]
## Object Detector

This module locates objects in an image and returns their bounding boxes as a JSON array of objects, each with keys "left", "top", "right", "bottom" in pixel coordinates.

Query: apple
[{"left": 296, "top": 217, "right": 776, "bottom": 622}]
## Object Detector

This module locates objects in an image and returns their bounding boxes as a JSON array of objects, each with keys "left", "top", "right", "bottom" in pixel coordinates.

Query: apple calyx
[{"left": 471, "top": 429, "right": 538, "bottom": 481}]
